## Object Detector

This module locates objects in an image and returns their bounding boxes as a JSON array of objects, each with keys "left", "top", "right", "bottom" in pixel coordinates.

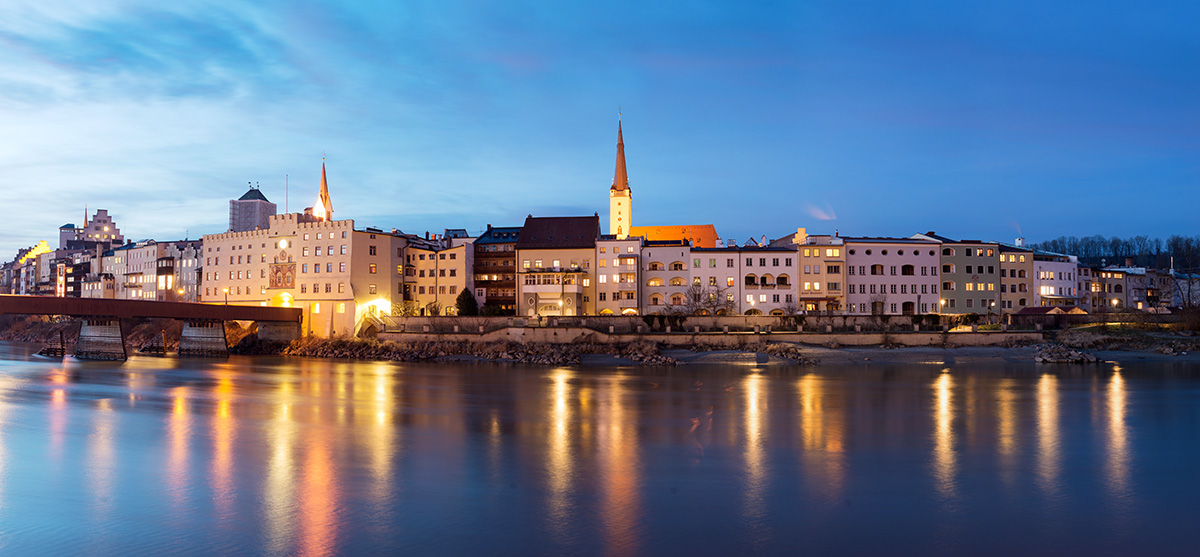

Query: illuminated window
[
  {"left": 338, "top": 303, "right": 346, "bottom": 313},
  {"left": 369, "top": 264, "right": 377, "bottom": 274},
  {"left": 313, "top": 302, "right": 320, "bottom": 313}
]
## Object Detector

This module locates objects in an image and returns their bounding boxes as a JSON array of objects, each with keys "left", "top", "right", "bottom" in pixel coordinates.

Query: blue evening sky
[{"left": 1, "top": 0, "right": 1196, "bottom": 257}]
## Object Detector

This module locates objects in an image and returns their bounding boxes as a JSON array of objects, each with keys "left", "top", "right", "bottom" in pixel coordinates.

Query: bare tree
[{"left": 684, "top": 284, "right": 737, "bottom": 315}]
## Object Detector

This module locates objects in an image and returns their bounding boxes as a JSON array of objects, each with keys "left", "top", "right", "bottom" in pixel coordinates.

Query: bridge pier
[
  {"left": 179, "top": 320, "right": 229, "bottom": 357},
  {"left": 258, "top": 320, "right": 301, "bottom": 342},
  {"left": 75, "top": 318, "right": 127, "bottom": 360}
]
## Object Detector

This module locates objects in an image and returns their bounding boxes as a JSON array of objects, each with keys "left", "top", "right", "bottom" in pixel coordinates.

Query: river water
[{"left": 0, "top": 341, "right": 1196, "bottom": 555}]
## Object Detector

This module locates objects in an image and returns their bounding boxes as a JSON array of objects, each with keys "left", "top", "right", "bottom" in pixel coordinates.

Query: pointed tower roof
[
  {"left": 610, "top": 121, "right": 629, "bottom": 192},
  {"left": 314, "top": 159, "right": 334, "bottom": 221}
]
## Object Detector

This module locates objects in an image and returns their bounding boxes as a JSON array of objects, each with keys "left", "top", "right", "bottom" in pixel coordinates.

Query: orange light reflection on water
[
  {"left": 598, "top": 376, "right": 641, "bottom": 556},
  {"left": 933, "top": 372, "right": 957, "bottom": 500}
]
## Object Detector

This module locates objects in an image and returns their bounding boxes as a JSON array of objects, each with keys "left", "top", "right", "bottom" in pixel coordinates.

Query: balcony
[
  {"left": 523, "top": 283, "right": 582, "bottom": 294},
  {"left": 618, "top": 282, "right": 638, "bottom": 291},
  {"left": 618, "top": 297, "right": 638, "bottom": 308}
]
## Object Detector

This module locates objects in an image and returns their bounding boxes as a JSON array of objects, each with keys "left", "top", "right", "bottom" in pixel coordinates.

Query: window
[
  {"left": 599, "top": 292, "right": 607, "bottom": 301},
  {"left": 369, "top": 264, "right": 377, "bottom": 274},
  {"left": 760, "top": 258, "right": 766, "bottom": 266},
  {"left": 302, "top": 264, "right": 309, "bottom": 273},
  {"left": 315, "top": 247, "right": 322, "bottom": 256},
  {"left": 369, "top": 284, "right": 377, "bottom": 295},
  {"left": 694, "top": 258, "right": 701, "bottom": 268},
  {"left": 325, "top": 283, "right": 331, "bottom": 293},
  {"left": 369, "top": 246, "right": 377, "bottom": 256},
  {"left": 341, "top": 245, "right": 347, "bottom": 255},
  {"left": 746, "top": 258, "right": 753, "bottom": 266},
  {"left": 727, "top": 258, "right": 735, "bottom": 268}
]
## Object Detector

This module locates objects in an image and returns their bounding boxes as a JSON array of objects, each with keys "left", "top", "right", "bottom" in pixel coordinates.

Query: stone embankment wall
[
  {"left": 379, "top": 326, "right": 1042, "bottom": 347},
  {"left": 385, "top": 314, "right": 998, "bottom": 334}
]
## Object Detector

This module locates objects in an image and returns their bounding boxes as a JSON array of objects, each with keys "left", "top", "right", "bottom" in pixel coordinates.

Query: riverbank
[{"left": 4, "top": 315, "right": 1198, "bottom": 366}]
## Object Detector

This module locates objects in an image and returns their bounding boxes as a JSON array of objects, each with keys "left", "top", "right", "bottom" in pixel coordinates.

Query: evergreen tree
[{"left": 455, "top": 289, "right": 479, "bottom": 316}]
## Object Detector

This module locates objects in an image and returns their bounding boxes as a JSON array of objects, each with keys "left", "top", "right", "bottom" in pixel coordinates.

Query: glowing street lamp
[
  {"left": 177, "top": 288, "right": 185, "bottom": 302},
  {"left": 222, "top": 287, "right": 229, "bottom": 306}
]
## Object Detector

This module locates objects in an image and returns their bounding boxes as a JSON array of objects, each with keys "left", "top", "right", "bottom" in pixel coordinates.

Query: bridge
[{"left": 0, "top": 294, "right": 302, "bottom": 360}]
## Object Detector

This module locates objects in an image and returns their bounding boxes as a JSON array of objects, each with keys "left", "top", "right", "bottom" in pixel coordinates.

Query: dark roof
[
  {"left": 237, "top": 188, "right": 270, "bottom": 202},
  {"left": 516, "top": 216, "right": 599, "bottom": 249},
  {"left": 443, "top": 228, "right": 470, "bottom": 238},
  {"left": 842, "top": 236, "right": 939, "bottom": 244},
  {"left": 476, "top": 226, "right": 523, "bottom": 245},
  {"left": 60, "top": 223, "right": 76, "bottom": 229}
]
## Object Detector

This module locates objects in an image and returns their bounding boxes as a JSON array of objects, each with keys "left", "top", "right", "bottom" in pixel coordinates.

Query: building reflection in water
[
  {"left": 264, "top": 378, "right": 298, "bottom": 554},
  {"left": 742, "top": 373, "right": 768, "bottom": 544},
  {"left": 210, "top": 374, "right": 236, "bottom": 525},
  {"left": 544, "top": 368, "right": 576, "bottom": 542},
  {"left": 598, "top": 375, "right": 641, "bottom": 557},
  {"left": 933, "top": 371, "right": 957, "bottom": 500},
  {"left": 88, "top": 396, "right": 116, "bottom": 523},
  {"left": 363, "top": 365, "right": 397, "bottom": 515},
  {"left": 1107, "top": 369, "right": 1130, "bottom": 512},
  {"left": 1037, "top": 373, "right": 1061, "bottom": 500},
  {"left": 995, "top": 377, "right": 1018, "bottom": 487},
  {"left": 167, "top": 387, "right": 191, "bottom": 513},
  {"left": 49, "top": 366, "right": 69, "bottom": 471},
  {"left": 797, "top": 373, "right": 845, "bottom": 502}
]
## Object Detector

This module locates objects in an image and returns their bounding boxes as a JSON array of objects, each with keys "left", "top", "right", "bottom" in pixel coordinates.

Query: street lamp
[
  {"left": 939, "top": 299, "right": 946, "bottom": 314},
  {"left": 222, "top": 287, "right": 229, "bottom": 306},
  {"left": 178, "top": 288, "right": 185, "bottom": 302}
]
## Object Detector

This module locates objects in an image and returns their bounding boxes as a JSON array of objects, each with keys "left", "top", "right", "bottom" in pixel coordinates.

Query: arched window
[
  {"left": 648, "top": 262, "right": 664, "bottom": 271},
  {"left": 744, "top": 309, "right": 762, "bottom": 316},
  {"left": 671, "top": 294, "right": 684, "bottom": 305},
  {"left": 647, "top": 278, "right": 663, "bottom": 287},
  {"left": 871, "top": 264, "right": 884, "bottom": 276},
  {"left": 670, "top": 261, "right": 686, "bottom": 271},
  {"left": 745, "top": 274, "right": 757, "bottom": 286},
  {"left": 901, "top": 265, "right": 915, "bottom": 276},
  {"left": 942, "top": 248, "right": 954, "bottom": 256},
  {"left": 1114, "top": 284, "right": 1124, "bottom": 293},
  {"left": 650, "top": 294, "right": 663, "bottom": 306},
  {"left": 669, "top": 277, "right": 685, "bottom": 287},
  {"left": 760, "top": 274, "right": 774, "bottom": 286},
  {"left": 776, "top": 274, "right": 790, "bottom": 286}
]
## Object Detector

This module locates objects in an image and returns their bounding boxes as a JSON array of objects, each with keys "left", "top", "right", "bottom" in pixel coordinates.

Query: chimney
[
  {"left": 1015, "top": 237, "right": 1025, "bottom": 247},
  {"left": 1125, "top": 257, "right": 1134, "bottom": 267}
]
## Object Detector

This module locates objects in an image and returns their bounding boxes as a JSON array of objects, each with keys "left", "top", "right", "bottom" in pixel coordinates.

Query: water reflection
[
  {"left": 1107, "top": 370, "right": 1131, "bottom": 510},
  {"left": 2, "top": 344, "right": 1199, "bottom": 555},
  {"left": 598, "top": 376, "right": 640, "bottom": 556},
  {"left": 88, "top": 396, "right": 116, "bottom": 522},
  {"left": 742, "top": 373, "right": 768, "bottom": 545},
  {"left": 210, "top": 374, "right": 236, "bottom": 526},
  {"left": 797, "top": 373, "right": 845, "bottom": 501},
  {"left": 265, "top": 379, "right": 298, "bottom": 554},
  {"left": 933, "top": 372, "right": 956, "bottom": 499},
  {"left": 1037, "top": 373, "right": 1061, "bottom": 500},
  {"left": 545, "top": 368, "right": 575, "bottom": 541},
  {"left": 995, "top": 378, "right": 1018, "bottom": 487}
]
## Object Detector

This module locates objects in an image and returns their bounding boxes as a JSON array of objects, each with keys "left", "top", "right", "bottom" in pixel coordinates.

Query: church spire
[
  {"left": 611, "top": 120, "right": 629, "bottom": 192},
  {"left": 314, "top": 157, "right": 334, "bottom": 221}
]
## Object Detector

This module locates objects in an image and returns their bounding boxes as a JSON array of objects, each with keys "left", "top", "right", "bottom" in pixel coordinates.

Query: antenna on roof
[{"left": 285, "top": 174, "right": 289, "bottom": 213}]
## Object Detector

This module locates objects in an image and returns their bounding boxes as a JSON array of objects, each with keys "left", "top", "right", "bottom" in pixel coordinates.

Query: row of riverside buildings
[{"left": 4, "top": 124, "right": 1198, "bottom": 337}]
